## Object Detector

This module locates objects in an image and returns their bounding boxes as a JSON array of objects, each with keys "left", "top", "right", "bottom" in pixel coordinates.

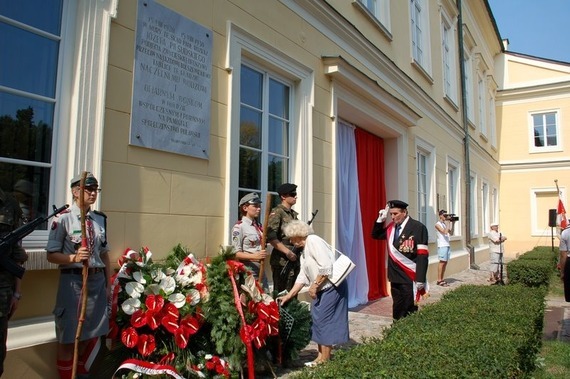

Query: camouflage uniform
[
  {"left": 0, "top": 188, "right": 27, "bottom": 376},
  {"left": 267, "top": 204, "right": 298, "bottom": 292}
]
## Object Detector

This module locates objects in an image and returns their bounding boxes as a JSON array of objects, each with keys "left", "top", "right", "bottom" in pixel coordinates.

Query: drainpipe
[{"left": 457, "top": 0, "right": 477, "bottom": 269}]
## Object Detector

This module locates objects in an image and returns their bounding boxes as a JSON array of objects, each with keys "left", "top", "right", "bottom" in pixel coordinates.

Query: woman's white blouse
[{"left": 295, "top": 234, "right": 334, "bottom": 289}]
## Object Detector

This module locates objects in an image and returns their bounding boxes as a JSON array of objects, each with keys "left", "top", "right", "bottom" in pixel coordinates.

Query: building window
[
  {"left": 227, "top": 24, "right": 312, "bottom": 229},
  {"left": 489, "top": 95, "right": 497, "bottom": 147},
  {"left": 530, "top": 188, "right": 564, "bottom": 236},
  {"left": 477, "top": 75, "right": 486, "bottom": 136},
  {"left": 239, "top": 64, "right": 291, "bottom": 203},
  {"left": 482, "top": 181, "right": 489, "bottom": 232},
  {"left": 0, "top": 0, "right": 63, "bottom": 227},
  {"left": 441, "top": 13, "right": 457, "bottom": 103},
  {"left": 411, "top": 0, "right": 431, "bottom": 72},
  {"left": 447, "top": 160, "right": 460, "bottom": 236},
  {"left": 470, "top": 174, "right": 477, "bottom": 237},
  {"left": 492, "top": 187, "right": 498, "bottom": 223},
  {"left": 531, "top": 111, "right": 560, "bottom": 151},
  {"left": 355, "top": 0, "right": 391, "bottom": 32},
  {"left": 416, "top": 139, "right": 434, "bottom": 226},
  {"left": 464, "top": 51, "right": 474, "bottom": 122}
]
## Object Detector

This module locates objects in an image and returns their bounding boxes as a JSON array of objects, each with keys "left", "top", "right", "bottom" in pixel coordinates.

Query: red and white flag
[{"left": 557, "top": 198, "right": 568, "bottom": 230}]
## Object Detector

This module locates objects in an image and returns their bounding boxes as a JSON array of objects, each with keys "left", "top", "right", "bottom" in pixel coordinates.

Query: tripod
[{"left": 493, "top": 232, "right": 505, "bottom": 285}]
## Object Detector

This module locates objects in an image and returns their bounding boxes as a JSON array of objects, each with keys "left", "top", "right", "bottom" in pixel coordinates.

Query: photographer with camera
[{"left": 435, "top": 210, "right": 456, "bottom": 286}]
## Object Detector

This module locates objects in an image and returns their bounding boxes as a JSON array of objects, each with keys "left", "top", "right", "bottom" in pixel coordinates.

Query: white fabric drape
[{"left": 336, "top": 120, "right": 369, "bottom": 308}]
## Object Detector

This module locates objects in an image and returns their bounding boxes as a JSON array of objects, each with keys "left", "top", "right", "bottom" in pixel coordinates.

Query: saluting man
[
  {"left": 371, "top": 200, "right": 429, "bottom": 320},
  {"left": 46, "top": 173, "right": 112, "bottom": 379}
]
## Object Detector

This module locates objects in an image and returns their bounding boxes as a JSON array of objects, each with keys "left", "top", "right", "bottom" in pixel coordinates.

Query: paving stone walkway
[{"left": 260, "top": 261, "right": 570, "bottom": 378}]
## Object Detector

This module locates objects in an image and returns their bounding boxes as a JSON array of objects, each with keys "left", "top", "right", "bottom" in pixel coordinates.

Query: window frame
[
  {"left": 410, "top": 0, "right": 432, "bottom": 74},
  {"left": 529, "top": 110, "right": 562, "bottom": 153},
  {"left": 353, "top": 0, "right": 392, "bottom": 38},
  {"left": 477, "top": 73, "right": 486, "bottom": 137},
  {"left": 226, "top": 23, "right": 313, "bottom": 235},
  {"left": 440, "top": 10, "right": 457, "bottom": 104},
  {"left": 447, "top": 157, "right": 460, "bottom": 237},
  {"left": 415, "top": 138, "right": 435, "bottom": 228},
  {"left": 469, "top": 172, "right": 478, "bottom": 237}
]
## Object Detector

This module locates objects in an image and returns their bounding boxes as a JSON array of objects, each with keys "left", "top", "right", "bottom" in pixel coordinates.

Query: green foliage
[
  {"left": 203, "top": 246, "right": 245, "bottom": 369},
  {"left": 293, "top": 284, "right": 546, "bottom": 379},
  {"left": 508, "top": 252, "right": 556, "bottom": 287},
  {"left": 517, "top": 246, "right": 558, "bottom": 266}
]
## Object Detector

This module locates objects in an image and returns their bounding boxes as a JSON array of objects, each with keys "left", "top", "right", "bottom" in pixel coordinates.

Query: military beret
[
  {"left": 388, "top": 200, "right": 408, "bottom": 209},
  {"left": 70, "top": 172, "right": 99, "bottom": 188},
  {"left": 239, "top": 192, "right": 262, "bottom": 206},
  {"left": 277, "top": 183, "right": 297, "bottom": 196}
]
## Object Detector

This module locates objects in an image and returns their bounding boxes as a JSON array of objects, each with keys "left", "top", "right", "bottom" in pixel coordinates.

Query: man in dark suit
[{"left": 371, "top": 200, "right": 429, "bottom": 320}]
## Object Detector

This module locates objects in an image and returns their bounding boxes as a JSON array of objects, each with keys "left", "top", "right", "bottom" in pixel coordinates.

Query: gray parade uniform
[
  {"left": 46, "top": 203, "right": 109, "bottom": 344},
  {"left": 232, "top": 217, "right": 263, "bottom": 279}
]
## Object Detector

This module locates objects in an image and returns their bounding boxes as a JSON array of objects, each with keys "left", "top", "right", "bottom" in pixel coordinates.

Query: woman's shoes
[{"left": 436, "top": 280, "right": 449, "bottom": 287}]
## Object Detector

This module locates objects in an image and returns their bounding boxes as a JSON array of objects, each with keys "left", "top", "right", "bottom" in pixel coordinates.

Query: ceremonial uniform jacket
[
  {"left": 267, "top": 204, "right": 298, "bottom": 267},
  {"left": 372, "top": 216, "right": 429, "bottom": 284},
  {"left": 46, "top": 203, "right": 109, "bottom": 269},
  {"left": 231, "top": 216, "right": 263, "bottom": 272}
]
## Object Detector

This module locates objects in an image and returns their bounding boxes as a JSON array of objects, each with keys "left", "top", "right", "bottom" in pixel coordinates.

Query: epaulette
[{"left": 93, "top": 210, "right": 107, "bottom": 218}]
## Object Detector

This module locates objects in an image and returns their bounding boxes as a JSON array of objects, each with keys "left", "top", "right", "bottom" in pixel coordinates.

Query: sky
[{"left": 488, "top": 0, "right": 570, "bottom": 63}]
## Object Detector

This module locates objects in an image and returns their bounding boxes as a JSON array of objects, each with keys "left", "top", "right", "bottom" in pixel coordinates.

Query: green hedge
[
  {"left": 507, "top": 246, "right": 558, "bottom": 287},
  {"left": 294, "top": 284, "right": 546, "bottom": 379}
]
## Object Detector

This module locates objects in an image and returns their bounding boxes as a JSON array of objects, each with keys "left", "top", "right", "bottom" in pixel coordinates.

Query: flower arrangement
[{"left": 104, "top": 244, "right": 303, "bottom": 379}]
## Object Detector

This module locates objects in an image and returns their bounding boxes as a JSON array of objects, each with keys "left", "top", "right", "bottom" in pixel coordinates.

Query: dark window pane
[
  {"left": 0, "top": 23, "right": 59, "bottom": 97},
  {"left": 267, "top": 155, "right": 287, "bottom": 192},
  {"left": 240, "top": 65, "right": 262, "bottom": 109},
  {"left": 268, "top": 116, "right": 288, "bottom": 155},
  {"left": 0, "top": 162, "right": 50, "bottom": 229},
  {"left": 546, "top": 135, "right": 557, "bottom": 146},
  {"left": 240, "top": 106, "right": 262, "bottom": 148},
  {"left": 0, "top": 92, "right": 54, "bottom": 163},
  {"left": 0, "top": 0, "right": 63, "bottom": 35},
  {"left": 239, "top": 147, "right": 261, "bottom": 190},
  {"left": 269, "top": 79, "right": 289, "bottom": 118}
]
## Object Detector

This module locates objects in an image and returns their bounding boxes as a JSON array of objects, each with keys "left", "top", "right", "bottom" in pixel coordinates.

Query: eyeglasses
[
  {"left": 84, "top": 186, "right": 101, "bottom": 194},
  {"left": 286, "top": 192, "right": 297, "bottom": 197}
]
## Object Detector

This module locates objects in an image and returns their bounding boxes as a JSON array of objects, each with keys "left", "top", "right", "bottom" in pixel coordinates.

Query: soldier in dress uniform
[
  {"left": 267, "top": 183, "right": 299, "bottom": 293},
  {"left": 231, "top": 193, "right": 268, "bottom": 287},
  {"left": 371, "top": 200, "right": 429, "bottom": 320},
  {"left": 46, "top": 173, "right": 112, "bottom": 379},
  {"left": 0, "top": 187, "right": 27, "bottom": 378}
]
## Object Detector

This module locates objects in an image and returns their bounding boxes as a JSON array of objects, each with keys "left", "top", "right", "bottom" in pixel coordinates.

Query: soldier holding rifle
[
  {"left": 267, "top": 183, "right": 299, "bottom": 293},
  {"left": 0, "top": 186, "right": 26, "bottom": 377}
]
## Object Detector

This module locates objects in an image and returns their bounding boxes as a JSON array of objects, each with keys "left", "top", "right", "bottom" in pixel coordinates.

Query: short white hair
[{"left": 283, "top": 220, "right": 313, "bottom": 238}]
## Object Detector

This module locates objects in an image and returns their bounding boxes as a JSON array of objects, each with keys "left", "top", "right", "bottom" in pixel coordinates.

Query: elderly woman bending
[{"left": 278, "top": 220, "right": 349, "bottom": 366}]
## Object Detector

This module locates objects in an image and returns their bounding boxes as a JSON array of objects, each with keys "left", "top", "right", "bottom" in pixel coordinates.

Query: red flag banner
[{"left": 557, "top": 198, "right": 568, "bottom": 230}]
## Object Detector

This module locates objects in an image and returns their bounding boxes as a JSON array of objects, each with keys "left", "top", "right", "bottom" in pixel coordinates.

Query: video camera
[{"left": 444, "top": 213, "right": 459, "bottom": 222}]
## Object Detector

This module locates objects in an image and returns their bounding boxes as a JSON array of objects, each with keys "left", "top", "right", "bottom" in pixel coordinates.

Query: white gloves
[
  {"left": 416, "top": 282, "right": 425, "bottom": 291},
  {"left": 376, "top": 204, "right": 390, "bottom": 223}
]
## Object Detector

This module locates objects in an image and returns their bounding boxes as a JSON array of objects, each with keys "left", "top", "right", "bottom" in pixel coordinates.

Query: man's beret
[
  {"left": 70, "top": 172, "right": 98, "bottom": 188},
  {"left": 277, "top": 183, "right": 297, "bottom": 196},
  {"left": 239, "top": 192, "right": 262, "bottom": 206},
  {"left": 388, "top": 200, "right": 408, "bottom": 209}
]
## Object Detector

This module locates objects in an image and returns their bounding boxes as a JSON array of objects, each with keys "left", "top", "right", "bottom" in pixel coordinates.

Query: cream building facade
[
  {"left": 495, "top": 50, "right": 570, "bottom": 253},
  {"left": 1, "top": 0, "right": 551, "bottom": 376}
]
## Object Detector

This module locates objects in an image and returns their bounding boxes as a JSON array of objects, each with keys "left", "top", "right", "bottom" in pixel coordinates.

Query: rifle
[
  {"left": 0, "top": 204, "right": 69, "bottom": 279},
  {"left": 280, "top": 209, "right": 318, "bottom": 277}
]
